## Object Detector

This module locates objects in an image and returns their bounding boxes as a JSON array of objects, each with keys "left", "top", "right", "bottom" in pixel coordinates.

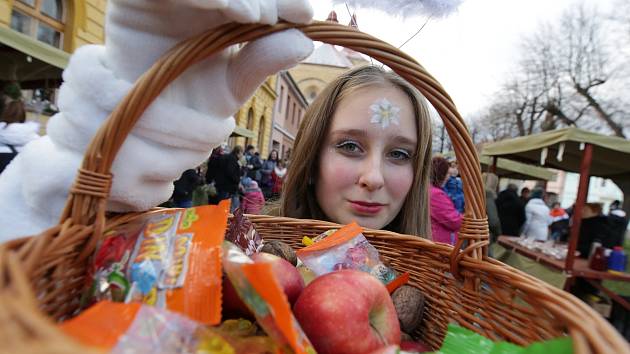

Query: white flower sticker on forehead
[{"left": 369, "top": 98, "right": 401, "bottom": 129}]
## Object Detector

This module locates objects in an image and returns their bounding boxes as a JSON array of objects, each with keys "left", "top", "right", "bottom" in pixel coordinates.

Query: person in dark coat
[
  {"left": 577, "top": 203, "right": 618, "bottom": 258},
  {"left": 214, "top": 145, "right": 243, "bottom": 212},
  {"left": 205, "top": 147, "right": 223, "bottom": 205},
  {"left": 496, "top": 184, "right": 526, "bottom": 236},
  {"left": 172, "top": 169, "right": 200, "bottom": 208},
  {"left": 244, "top": 144, "right": 262, "bottom": 182}
]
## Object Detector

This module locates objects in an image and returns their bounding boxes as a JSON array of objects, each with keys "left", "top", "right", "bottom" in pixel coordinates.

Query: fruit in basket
[
  {"left": 222, "top": 275, "right": 253, "bottom": 319},
  {"left": 251, "top": 252, "right": 304, "bottom": 305},
  {"left": 400, "top": 340, "right": 431, "bottom": 352},
  {"left": 260, "top": 240, "right": 298, "bottom": 266},
  {"left": 293, "top": 269, "right": 401, "bottom": 354},
  {"left": 391, "top": 285, "right": 425, "bottom": 333}
]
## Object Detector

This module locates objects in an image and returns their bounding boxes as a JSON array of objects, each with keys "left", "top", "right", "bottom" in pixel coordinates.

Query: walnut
[
  {"left": 392, "top": 285, "right": 425, "bottom": 333},
  {"left": 260, "top": 240, "right": 297, "bottom": 266}
]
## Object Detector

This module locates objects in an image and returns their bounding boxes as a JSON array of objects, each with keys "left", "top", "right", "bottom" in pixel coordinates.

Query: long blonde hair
[{"left": 280, "top": 66, "right": 433, "bottom": 238}]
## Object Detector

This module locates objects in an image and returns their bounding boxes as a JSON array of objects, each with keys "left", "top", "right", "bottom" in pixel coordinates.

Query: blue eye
[
  {"left": 389, "top": 149, "right": 411, "bottom": 161},
  {"left": 335, "top": 140, "right": 363, "bottom": 154}
]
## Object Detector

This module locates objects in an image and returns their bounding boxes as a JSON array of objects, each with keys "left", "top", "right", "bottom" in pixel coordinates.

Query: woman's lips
[{"left": 349, "top": 200, "right": 385, "bottom": 215}]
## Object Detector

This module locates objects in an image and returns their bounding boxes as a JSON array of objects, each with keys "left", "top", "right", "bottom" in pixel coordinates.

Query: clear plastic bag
[{"left": 297, "top": 222, "right": 398, "bottom": 285}]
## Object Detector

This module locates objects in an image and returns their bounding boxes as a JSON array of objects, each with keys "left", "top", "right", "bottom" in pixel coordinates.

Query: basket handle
[{"left": 62, "top": 21, "right": 489, "bottom": 277}]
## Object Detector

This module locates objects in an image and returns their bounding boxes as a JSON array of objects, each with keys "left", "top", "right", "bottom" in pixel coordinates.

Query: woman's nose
[{"left": 357, "top": 155, "right": 385, "bottom": 191}]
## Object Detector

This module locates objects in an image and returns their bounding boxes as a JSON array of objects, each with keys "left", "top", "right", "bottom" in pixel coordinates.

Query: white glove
[{"left": 0, "top": 0, "right": 314, "bottom": 241}]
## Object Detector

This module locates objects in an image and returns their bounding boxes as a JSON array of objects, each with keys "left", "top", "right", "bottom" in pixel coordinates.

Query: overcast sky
[{"left": 309, "top": 0, "right": 616, "bottom": 119}]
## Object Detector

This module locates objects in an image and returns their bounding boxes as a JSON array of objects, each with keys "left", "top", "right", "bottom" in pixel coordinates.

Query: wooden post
[
  {"left": 490, "top": 156, "right": 498, "bottom": 174},
  {"left": 565, "top": 143, "right": 593, "bottom": 272}
]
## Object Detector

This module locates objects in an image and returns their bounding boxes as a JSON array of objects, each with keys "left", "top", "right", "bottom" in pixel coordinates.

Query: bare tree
[{"left": 478, "top": 4, "right": 629, "bottom": 138}]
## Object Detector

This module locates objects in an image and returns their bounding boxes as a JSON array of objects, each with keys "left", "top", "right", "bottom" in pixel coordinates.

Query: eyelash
[
  {"left": 389, "top": 149, "right": 412, "bottom": 161},
  {"left": 334, "top": 140, "right": 412, "bottom": 162},
  {"left": 335, "top": 140, "right": 362, "bottom": 154}
]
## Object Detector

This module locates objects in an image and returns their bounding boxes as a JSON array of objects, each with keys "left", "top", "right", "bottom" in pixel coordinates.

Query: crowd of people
[{"left": 169, "top": 144, "right": 288, "bottom": 215}]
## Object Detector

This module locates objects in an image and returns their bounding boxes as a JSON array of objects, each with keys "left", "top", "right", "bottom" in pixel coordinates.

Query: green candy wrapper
[{"left": 430, "top": 324, "right": 573, "bottom": 354}]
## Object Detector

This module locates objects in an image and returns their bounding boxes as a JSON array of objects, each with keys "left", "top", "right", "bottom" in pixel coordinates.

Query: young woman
[
  {"left": 260, "top": 149, "right": 279, "bottom": 198},
  {"left": 281, "top": 66, "right": 433, "bottom": 237}
]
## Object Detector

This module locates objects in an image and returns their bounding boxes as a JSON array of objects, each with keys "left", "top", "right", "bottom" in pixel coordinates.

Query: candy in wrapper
[
  {"left": 297, "top": 222, "right": 407, "bottom": 292},
  {"left": 222, "top": 241, "right": 316, "bottom": 354},
  {"left": 225, "top": 208, "right": 263, "bottom": 255},
  {"left": 83, "top": 201, "right": 229, "bottom": 324}
]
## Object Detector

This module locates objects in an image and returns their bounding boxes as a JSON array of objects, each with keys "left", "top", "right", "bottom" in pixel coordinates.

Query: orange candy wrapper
[
  {"left": 83, "top": 201, "right": 229, "bottom": 325},
  {"left": 223, "top": 241, "right": 316, "bottom": 354}
]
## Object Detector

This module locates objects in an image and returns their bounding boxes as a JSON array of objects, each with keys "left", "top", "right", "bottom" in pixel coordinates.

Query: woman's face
[
  {"left": 271, "top": 150, "right": 278, "bottom": 160},
  {"left": 316, "top": 85, "right": 417, "bottom": 229}
]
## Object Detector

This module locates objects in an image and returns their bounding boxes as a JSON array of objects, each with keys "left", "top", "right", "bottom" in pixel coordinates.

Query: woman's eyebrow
[
  {"left": 392, "top": 136, "right": 417, "bottom": 146},
  {"left": 329, "top": 128, "right": 368, "bottom": 138}
]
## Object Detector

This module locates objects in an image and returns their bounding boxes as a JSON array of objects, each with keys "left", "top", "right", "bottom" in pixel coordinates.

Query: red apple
[
  {"left": 222, "top": 275, "right": 253, "bottom": 319},
  {"left": 400, "top": 340, "right": 431, "bottom": 353},
  {"left": 293, "top": 269, "right": 401, "bottom": 354},
  {"left": 251, "top": 252, "right": 305, "bottom": 305}
]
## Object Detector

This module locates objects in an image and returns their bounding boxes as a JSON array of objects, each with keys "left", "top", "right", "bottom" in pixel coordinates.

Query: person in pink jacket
[
  {"left": 241, "top": 178, "right": 265, "bottom": 214},
  {"left": 430, "top": 156, "right": 462, "bottom": 245}
]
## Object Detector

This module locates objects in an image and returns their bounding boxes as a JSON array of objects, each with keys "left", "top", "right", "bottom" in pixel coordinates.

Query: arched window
[
  {"left": 245, "top": 107, "right": 254, "bottom": 146},
  {"left": 305, "top": 85, "right": 319, "bottom": 103},
  {"left": 258, "top": 115, "right": 266, "bottom": 153},
  {"left": 11, "top": 0, "right": 65, "bottom": 49}
]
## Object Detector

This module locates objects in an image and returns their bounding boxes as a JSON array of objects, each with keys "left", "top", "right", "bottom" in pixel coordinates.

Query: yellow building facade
[
  {"left": 1, "top": 0, "right": 106, "bottom": 50},
  {"left": 231, "top": 75, "right": 277, "bottom": 158}
]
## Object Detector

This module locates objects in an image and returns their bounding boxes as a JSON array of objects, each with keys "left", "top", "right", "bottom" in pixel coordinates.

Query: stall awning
[
  {"left": 0, "top": 26, "right": 69, "bottom": 69},
  {"left": 442, "top": 151, "right": 557, "bottom": 181},
  {"left": 230, "top": 125, "right": 255, "bottom": 139},
  {"left": 482, "top": 127, "right": 630, "bottom": 181},
  {"left": 0, "top": 26, "right": 69, "bottom": 88}
]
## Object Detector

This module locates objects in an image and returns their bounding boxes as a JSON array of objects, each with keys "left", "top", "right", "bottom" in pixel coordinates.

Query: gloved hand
[{"left": 0, "top": 0, "right": 314, "bottom": 240}]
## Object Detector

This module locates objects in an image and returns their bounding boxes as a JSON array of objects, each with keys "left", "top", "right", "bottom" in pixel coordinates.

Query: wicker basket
[{"left": 0, "top": 21, "right": 627, "bottom": 354}]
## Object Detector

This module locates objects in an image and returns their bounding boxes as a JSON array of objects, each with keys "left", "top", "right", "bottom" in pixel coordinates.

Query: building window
[
  {"left": 11, "top": 0, "right": 65, "bottom": 49},
  {"left": 245, "top": 107, "right": 254, "bottom": 146},
  {"left": 292, "top": 103, "right": 297, "bottom": 126},
  {"left": 285, "top": 97, "right": 291, "bottom": 120},
  {"left": 258, "top": 115, "right": 266, "bottom": 153},
  {"left": 279, "top": 86, "right": 284, "bottom": 112}
]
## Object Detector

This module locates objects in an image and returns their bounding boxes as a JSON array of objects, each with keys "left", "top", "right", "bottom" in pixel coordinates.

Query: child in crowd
[{"left": 241, "top": 177, "right": 265, "bottom": 214}]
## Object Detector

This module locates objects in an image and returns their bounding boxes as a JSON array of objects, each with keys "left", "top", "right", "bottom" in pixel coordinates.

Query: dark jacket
[
  {"left": 215, "top": 153, "right": 241, "bottom": 194},
  {"left": 608, "top": 211, "right": 628, "bottom": 249},
  {"left": 205, "top": 153, "right": 222, "bottom": 184},
  {"left": 245, "top": 153, "right": 262, "bottom": 181},
  {"left": 577, "top": 215, "right": 619, "bottom": 258},
  {"left": 172, "top": 169, "right": 200, "bottom": 203},
  {"left": 496, "top": 189, "right": 526, "bottom": 236},
  {"left": 485, "top": 189, "right": 502, "bottom": 242}
]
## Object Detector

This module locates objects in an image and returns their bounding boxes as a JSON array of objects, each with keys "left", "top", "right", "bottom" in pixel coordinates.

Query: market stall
[
  {"left": 443, "top": 151, "right": 557, "bottom": 181},
  {"left": 483, "top": 127, "right": 630, "bottom": 312}
]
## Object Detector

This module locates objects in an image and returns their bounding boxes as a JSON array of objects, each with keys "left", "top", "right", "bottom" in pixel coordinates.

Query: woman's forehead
[{"left": 330, "top": 86, "right": 417, "bottom": 142}]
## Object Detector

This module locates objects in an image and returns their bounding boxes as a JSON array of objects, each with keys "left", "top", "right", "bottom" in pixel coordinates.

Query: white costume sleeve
[{"left": 0, "top": 0, "right": 313, "bottom": 240}]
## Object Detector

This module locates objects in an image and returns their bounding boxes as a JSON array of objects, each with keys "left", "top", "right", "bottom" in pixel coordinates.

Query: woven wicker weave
[{"left": 0, "top": 21, "right": 627, "bottom": 354}]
